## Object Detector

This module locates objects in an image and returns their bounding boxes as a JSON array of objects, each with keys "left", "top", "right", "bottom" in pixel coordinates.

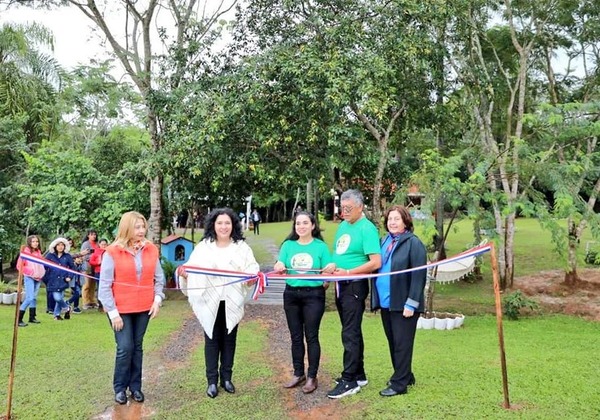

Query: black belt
[{"left": 340, "top": 278, "right": 367, "bottom": 285}]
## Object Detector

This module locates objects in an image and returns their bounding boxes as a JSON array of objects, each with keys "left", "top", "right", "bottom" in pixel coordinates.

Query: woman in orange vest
[{"left": 98, "top": 211, "right": 165, "bottom": 405}]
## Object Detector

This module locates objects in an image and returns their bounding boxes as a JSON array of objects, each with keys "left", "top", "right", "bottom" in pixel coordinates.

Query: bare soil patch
[{"left": 513, "top": 268, "right": 600, "bottom": 321}]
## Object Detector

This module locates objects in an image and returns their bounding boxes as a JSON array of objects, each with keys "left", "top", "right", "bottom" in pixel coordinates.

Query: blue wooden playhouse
[{"left": 160, "top": 234, "right": 194, "bottom": 268}]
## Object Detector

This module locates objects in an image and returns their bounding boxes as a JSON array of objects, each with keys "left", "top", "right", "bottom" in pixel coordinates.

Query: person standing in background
[
  {"left": 81, "top": 229, "right": 99, "bottom": 309},
  {"left": 66, "top": 237, "right": 89, "bottom": 314},
  {"left": 89, "top": 238, "right": 109, "bottom": 310},
  {"left": 16, "top": 235, "right": 45, "bottom": 327},
  {"left": 251, "top": 209, "right": 261, "bottom": 235},
  {"left": 44, "top": 237, "right": 75, "bottom": 321}
]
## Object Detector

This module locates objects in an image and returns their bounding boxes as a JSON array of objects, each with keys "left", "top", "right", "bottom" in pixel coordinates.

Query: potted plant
[
  {"left": 424, "top": 267, "right": 467, "bottom": 331},
  {"left": 0, "top": 282, "right": 18, "bottom": 304},
  {"left": 419, "top": 312, "right": 435, "bottom": 329}
]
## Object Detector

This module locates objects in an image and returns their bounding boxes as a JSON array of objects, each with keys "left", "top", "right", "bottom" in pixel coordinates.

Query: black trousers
[
  {"left": 380, "top": 308, "right": 418, "bottom": 392},
  {"left": 335, "top": 280, "right": 369, "bottom": 382},
  {"left": 205, "top": 301, "right": 238, "bottom": 385},
  {"left": 283, "top": 285, "right": 326, "bottom": 378},
  {"left": 253, "top": 220, "right": 260, "bottom": 235}
]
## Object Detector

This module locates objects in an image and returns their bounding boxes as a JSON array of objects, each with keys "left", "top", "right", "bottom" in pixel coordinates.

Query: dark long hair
[
  {"left": 282, "top": 211, "right": 324, "bottom": 243},
  {"left": 202, "top": 207, "right": 245, "bottom": 243}
]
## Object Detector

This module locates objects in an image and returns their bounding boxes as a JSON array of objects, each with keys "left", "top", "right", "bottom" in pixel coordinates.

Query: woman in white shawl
[{"left": 180, "top": 207, "right": 259, "bottom": 399}]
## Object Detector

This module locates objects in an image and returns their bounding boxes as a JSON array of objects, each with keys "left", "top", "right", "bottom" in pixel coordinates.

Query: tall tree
[
  {"left": 231, "top": 0, "right": 439, "bottom": 223},
  {"left": 27, "top": 0, "right": 237, "bottom": 243},
  {"left": 0, "top": 20, "right": 62, "bottom": 256}
]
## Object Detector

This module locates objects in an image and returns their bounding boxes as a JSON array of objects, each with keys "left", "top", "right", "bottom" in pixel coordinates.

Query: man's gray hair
[{"left": 340, "top": 189, "right": 364, "bottom": 205}]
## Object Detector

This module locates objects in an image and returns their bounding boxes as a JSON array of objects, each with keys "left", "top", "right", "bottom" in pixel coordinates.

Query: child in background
[{"left": 89, "top": 238, "right": 108, "bottom": 310}]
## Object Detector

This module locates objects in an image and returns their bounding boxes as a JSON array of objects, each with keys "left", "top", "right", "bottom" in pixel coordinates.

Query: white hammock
[{"left": 433, "top": 256, "right": 476, "bottom": 283}]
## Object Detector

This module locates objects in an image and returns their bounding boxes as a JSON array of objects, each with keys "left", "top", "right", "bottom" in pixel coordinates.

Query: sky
[
  {"left": 0, "top": 1, "right": 237, "bottom": 76},
  {"left": 0, "top": 2, "right": 583, "bottom": 81},
  {"left": 1, "top": 5, "right": 111, "bottom": 70}
]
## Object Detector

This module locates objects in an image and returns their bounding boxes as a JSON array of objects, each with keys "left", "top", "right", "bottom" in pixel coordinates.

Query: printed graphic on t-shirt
[
  {"left": 291, "top": 253, "right": 314, "bottom": 274},
  {"left": 335, "top": 234, "right": 351, "bottom": 255}
]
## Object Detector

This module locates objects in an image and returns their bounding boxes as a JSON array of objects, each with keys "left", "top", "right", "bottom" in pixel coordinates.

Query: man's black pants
[{"left": 335, "top": 280, "right": 369, "bottom": 382}]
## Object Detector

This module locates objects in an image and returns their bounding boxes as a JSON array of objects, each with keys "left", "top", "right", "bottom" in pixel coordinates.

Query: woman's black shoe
[
  {"left": 206, "top": 384, "right": 218, "bottom": 398},
  {"left": 221, "top": 380, "right": 235, "bottom": 394},
  {"left": 115, "top": 391, "right": 128, "bottom": 405}
]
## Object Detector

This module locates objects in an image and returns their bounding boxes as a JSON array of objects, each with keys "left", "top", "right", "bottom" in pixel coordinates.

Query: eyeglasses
[{"left": 341, "top": 206, "right": 355, "bottom": 213}]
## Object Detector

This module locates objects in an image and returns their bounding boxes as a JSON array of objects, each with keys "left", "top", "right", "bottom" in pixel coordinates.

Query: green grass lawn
[
  {"left": 2, "top": 217, "right": 594, "bottom": 418},
  {"left": 2, "top": 299, "right": 600, "bottom": 419}
]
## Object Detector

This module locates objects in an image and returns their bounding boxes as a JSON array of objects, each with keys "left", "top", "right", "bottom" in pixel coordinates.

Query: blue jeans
[
  {"left": 20, "top": 276, "right": 41, "bottom": 310},
  {"left": 68, "top": 282, "right": 81, "bottom": 308},
  {"left": 111, "top": 312, "right": 150, "bottom": 393},
  {"left": 52, "top": 291, "right": 69, "bottom": 316}
]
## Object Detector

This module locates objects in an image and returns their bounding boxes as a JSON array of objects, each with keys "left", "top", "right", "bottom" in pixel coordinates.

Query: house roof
[{"left": 160, "top": 234, "right": 194, "bottom": 245}]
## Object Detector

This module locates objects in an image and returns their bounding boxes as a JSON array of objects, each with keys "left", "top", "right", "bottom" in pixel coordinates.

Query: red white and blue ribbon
[
  {"left": 19, "top": 253, "right": 95, "bottom": 280},
  {"left": 19, "top": 243, "right": 491, "bottom": 301},
  {"left": 179, "top": 264, "right": 268, "bottom": 300},
  {"left": 268, "top": 242, "right": 492, "bottom": 282}
]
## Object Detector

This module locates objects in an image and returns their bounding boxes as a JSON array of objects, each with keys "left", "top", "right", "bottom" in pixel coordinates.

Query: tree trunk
[
  {"left": 148, "top": 175, "right": 163, "bottom": 245},
  {"left": 147, "top": 106, "right": 163, "bottom": 245},
  {"left": 505, "top": 214, "right": 516, "bottom": 288},
  {"left": 349, "top": 103, "right": 404, "bottom": 227},
  {"left": 564, "top": 218, "right": 581, "bottom": 286},
  {"left": 563, "top": 270, "right": 580, "bottom": 287},
  {"left": 371, "top": 133, "right": 387, "bottom": 226},
  {"left": 306, "top": 179, "right": 312, "bottom": 216}
]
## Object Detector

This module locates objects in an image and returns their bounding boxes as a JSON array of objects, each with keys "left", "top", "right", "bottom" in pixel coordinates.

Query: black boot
[
  {"left": 29, "top": 308, "right": 41, "bottom": 324},
  {"left": 18, "top": 310, "right": 28, "bottom": 327}
]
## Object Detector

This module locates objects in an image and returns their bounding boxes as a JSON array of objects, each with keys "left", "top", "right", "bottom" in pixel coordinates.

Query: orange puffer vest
[{"left": 106, "top": 243, "right": 159, "bottom": 314}]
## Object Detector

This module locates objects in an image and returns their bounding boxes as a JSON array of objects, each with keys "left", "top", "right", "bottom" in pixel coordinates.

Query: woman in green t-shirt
[{"left": 274, "top": 211, "right": 336, "bottom": 394}]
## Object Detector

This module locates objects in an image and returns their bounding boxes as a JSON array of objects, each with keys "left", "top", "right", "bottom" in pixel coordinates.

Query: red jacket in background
[{"left": 89, "top": 248, "right": 106, "bottom": 274}]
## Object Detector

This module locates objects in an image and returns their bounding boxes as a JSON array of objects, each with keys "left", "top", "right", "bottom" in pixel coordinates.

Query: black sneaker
[
  {"left": 335, "top": 376, "right": 368, "bottom": 387},
  {"left": 327, "top": 380, "right": 361, "bottom": 399}
]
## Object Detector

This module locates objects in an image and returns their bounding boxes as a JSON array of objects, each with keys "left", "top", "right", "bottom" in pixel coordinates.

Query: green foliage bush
[
  {"left": 585, "top": 250, "right": 600, "bottom": 265},
  {"left": 503, "top": 290, "right": 540, "bottom": 320},
  {"left": 161, "top": 257, "right": 177, "bottom": 285}
]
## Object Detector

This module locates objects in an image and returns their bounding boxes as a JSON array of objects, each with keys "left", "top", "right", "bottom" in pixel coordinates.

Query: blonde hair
[{"left": 112, "top": 211, "right": 148, "bottom": 248}]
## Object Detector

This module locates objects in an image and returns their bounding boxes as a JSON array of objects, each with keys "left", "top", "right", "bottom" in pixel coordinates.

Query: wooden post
[
  {"left": 6, "top": 268, "right": 24, "bottom": 419},
  {"left": 490, "top": 242, "right": 511, "bottom": 409}
]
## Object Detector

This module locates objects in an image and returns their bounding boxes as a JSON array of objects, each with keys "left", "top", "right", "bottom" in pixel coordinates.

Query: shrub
[
  {"left": 503, "top": 290, "right": 539, "bottom": 320},
  {"left": 585, "top": 250, "right": 600, "bottom": 265},
  {"left": 160, "top": 257, "right": 177, "bottom": 285}
]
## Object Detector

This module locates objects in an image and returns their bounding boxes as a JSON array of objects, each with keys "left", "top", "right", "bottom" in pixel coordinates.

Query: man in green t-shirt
[{"left": 327, "top": 189, "right": 382, "bottom": 399}]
